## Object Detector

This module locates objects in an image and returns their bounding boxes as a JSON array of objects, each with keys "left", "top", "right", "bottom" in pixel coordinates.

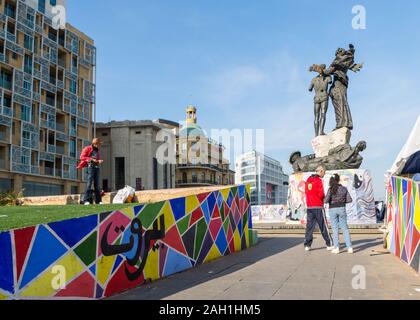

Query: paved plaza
[{"left": 112, "top": 234, "right": 420, "bottom": 300}]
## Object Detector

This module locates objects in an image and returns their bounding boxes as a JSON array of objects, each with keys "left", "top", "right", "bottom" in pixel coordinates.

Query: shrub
[{"left": 0, "top": 190, "right": 24, "bottom": 206}]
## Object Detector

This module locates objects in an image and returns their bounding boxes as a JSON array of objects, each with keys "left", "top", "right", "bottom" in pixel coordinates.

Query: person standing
[
  {"left": 304, "top": 166, "right": 333, "bottom": 251},
  {"left": 77, "top": 138, "right": 104, "bottom": 205},
  {"left": 325, "top": 174, "right": 354, "bottom": 254}
]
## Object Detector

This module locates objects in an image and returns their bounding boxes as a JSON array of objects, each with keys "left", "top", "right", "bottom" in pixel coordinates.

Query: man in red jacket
[
  {"left": 304, "top": 166, "right": 333, "bottom": 251},
  {"left": 77, "top": 138, "right": 104, "bottom": 205}
]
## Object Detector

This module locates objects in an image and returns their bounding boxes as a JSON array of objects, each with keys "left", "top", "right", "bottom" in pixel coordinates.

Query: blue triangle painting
[
  {"left": 163, "top": 248, "right": 192, "bottom": 277},
  {"left": 89, "top": 264, "right": 96, "bottom": 276},
  {"left": 96, "top": 283, "right": 104, "bottom": 299},
  {"left": 0, "top": 232, "right": 14, "bottom": 294},
  {"left": 215, "top": 228, "right": 228, "bottom": 255},
  {"left": 111, "top": 255, "right": 124, "bottom": 275},
  {"left": 170, "top": 198, "right": 186, "bottom": 221},
  {"left": 207, "top": 192, "right": 216, "bottom": 218},
  {"left": 238, "top": 185, "right": 245, "bottom": 199},
  {"left": 20, "top": 226, "right": 67, "bottom": 289},
  {"left": 49, "top": 214, "right": 98, "bottom": 248},
  {"left": 201, "top": 200, "right": 211, "bottom": 225}
]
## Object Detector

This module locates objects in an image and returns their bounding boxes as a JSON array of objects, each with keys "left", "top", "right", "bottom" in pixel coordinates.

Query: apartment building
[
  {"left": 0, "top": 0, "right": 96, "bottom": 196},
  {"left": 235, "top": 151, "right": 289, "bottom": 205}
]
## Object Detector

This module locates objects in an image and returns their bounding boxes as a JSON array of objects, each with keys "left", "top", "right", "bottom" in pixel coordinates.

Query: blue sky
[{"left": 68, "top": 0, "right": 420, "bottom": 199}]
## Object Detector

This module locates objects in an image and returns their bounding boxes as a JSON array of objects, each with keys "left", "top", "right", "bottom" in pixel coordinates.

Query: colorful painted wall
[
  {"left": 0, "top": 185, "right": 257, "bottom": 300},
  {"left": 288, "top": 169, "right": 376, "bottom": 224},
  {"left": 386, "top": 176, "right": 420, "bottom": 273},
  {"left": 251, "top": 205, "right": 287, "bottom": 223}
]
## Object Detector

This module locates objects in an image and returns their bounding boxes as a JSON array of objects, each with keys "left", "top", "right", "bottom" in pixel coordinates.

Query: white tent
[{"left": 388, "top": 115, "right": 420, "bottom": 176}]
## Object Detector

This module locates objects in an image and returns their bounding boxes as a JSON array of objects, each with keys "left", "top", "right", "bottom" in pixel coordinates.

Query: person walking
[
  {"left": 304, "top": 166, "right": 333, "bottom": 251},
  {"left": 77, "top": 138, "right": 104, "bottom": 205},
  {"left": 325, "top": 174, "right": 353, "bottom": 254}
]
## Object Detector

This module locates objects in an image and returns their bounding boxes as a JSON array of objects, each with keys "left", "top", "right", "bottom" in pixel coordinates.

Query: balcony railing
[
  {"left": 22, "top": 138, "right": 31, "bottom": 148},
  {"left": 56, "top": 145, "right": 65, "bottom": 155},
  {"left": 0, "top": 131, "right": 6, "bottom": 141},
  {"left": 55, "top": 169, "right": 62, "bottom": 178},
  {"left": 69, "top": 127, "right": 77, "bottom": 136},
  {"left": 5, "top": 7, "right": 15, "bottom": 19},
  {"left": 177, "top": 179, "right": 220, "bottom": 186},
  {"left": 47, "top": 144, "right": 56, "bottom": 154},
  {"left": 56, "top": 122, "right": 65, "bottom": 133},
  {"left": 177, "top": 163, "right": 228, "bottom": 173},
  {"left": 31, "top": 166, "right": 40, "bottom": 175},
  {"left": 44, "top": 167, "right": 54, "bottom": 176},
  {"left": 0, "top": 79, "right": 12, "bottom": 91},
  {"left": 0, "top": 158, "right": 5, "bottom": 169}
]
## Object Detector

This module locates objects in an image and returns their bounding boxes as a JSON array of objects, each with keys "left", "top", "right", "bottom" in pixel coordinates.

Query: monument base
[{"left": 288, "top": 169, "right": 376, "bottom": 225}]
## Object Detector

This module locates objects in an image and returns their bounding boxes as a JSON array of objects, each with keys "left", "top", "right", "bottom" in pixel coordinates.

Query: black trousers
[
  {"left": 304, "top": 208, "right": 331, "bottom": 247},
  {"left": 82, "top": 167, "right": 102, "bottom": 204}
]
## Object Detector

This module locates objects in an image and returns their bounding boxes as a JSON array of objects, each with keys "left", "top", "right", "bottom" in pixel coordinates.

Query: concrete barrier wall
[
  {"left": 288, "top": 169, "right": 376, "bottom": 224},
  {"left": 386, "top": 176, "right": 420, "bottom": 272},
  {"left": 0, "top": 185, "right": 257, "bottom": 299}
]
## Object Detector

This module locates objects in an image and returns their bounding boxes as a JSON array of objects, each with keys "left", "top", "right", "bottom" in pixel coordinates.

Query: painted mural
[
  {"left": 386, "top": 176, "right": 420, "bottom": 273},
  {"left": 288, "top": 169, "right": 376, "bottom": 224},
  {"left": 251, "top": 205, "right": 287, "bottom": 223},
  {"left": 0, "top": 185, "right": 257, "bottom": 300}
]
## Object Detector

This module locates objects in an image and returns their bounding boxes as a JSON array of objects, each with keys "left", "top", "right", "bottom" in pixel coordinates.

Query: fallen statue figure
[{"left": 289, "top": 141, "right": 367, "bottom": 173}]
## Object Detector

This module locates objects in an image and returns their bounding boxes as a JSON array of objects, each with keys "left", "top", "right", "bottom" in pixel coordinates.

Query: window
[
  {"left": 69, "top": 140, "right": 76, "bottom": 158},
  {"left": 24, "top": 55, "right": 32, "bottom": 74},
  {"left": 192, "top": 172, "right": 197, "bottom": 183},
  {"left": 21, "top": 105, "right": 31, "bottom": 122},
  {"left": 181, "top": 143, "right": 187, "bottom": 151},
  {"left": 153, "top": 158, "right": 158, "bottom": 190},
  {"left": 27, "top": 13, "right": 35, "bottom": 25},
  {"left": 38, "top": 0, "right": 46, "bottom": 13},
  {"left": 115, "top": 157, "right": 125, "bottom": 190},
  {"left": 0, "top": 71, "right": 12, "bottom": 90},
  {"left": 70, "top": 79, "right": 77, "bottom": 94},
  {"left": 24, "top": 80, "right": 32, "bottom": 91},
  {"left": 135, "top": 178, "right": 142, "bottom": 191},
  {"left": 102, "top": 180, "right": 109, "bottom": 193},
  {"left": 24, "top": 34, "right": 33, "bottom": 51},
  {"left": 22, "top": 131, "right": 30, "bottom": 140}
]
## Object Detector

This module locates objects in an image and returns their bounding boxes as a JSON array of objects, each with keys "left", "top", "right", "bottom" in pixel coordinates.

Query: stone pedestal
[
  {"left": 311, "top": 128, "right": 351, "bottom": 158},
  {"left": 287, "top": 169, "right": 376, "bottom": 224}
]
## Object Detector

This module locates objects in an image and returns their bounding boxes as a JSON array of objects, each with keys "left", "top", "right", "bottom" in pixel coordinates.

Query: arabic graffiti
[{"left": 100, "top": 215, "right": 165, "bottom": 281}]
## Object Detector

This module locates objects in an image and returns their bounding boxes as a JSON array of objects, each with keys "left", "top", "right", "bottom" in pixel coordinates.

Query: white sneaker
[
  {"left": 305, "top": 247, "right": 311, "bottom": 252},
  {"left": 326, "top": 246, "right": 334, "bottom": 251},
  {"left": 348, "top": 248, "right": 354, "bottom": 254},
  {"left": 332, "top": 248, "right": 340, "bottom": 254},
  {"left": 84, "top": 202, "right": 90, "bottom": 206}
]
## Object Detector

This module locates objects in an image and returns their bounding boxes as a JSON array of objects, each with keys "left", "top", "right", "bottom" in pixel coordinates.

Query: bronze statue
[
  {"left": 310, "top": 44, "right": 363, "bottom": 131},
  {"left": 309, "top": 64, "right": 332, "bottom": 137}
]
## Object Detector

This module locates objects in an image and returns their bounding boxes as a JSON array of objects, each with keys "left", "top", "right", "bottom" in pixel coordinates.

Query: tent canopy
[{"left": 389, "top": 115, "right": 420, "bottom": 176}]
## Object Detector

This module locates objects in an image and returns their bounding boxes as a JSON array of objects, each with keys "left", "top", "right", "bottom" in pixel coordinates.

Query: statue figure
[
  {"left": 289, "top": 141, "right": 367, "bottom": 173},
  {"left": 309, "top": 64, "right": 332, "bottom": 137},
  {"left": 310, "top": 44, "right": 363, "bottom": 131}
]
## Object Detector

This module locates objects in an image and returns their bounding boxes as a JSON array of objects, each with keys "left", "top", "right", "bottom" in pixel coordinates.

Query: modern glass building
[
  {"left": 235, "top": 151, "right": 289, "bottom": 205},
  {"left": 0, "top": 0, "right": 96, "bottom": 196}
]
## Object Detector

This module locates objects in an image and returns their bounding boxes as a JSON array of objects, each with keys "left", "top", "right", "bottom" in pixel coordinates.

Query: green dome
[{"left": 179, "top": 124, "right": 207, "bottom": 138}]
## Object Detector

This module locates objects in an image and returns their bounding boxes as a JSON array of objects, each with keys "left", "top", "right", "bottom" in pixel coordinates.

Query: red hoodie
[
  {"left": 77, "top": 145, "right": 100, "bottom": 170},
  {"left": 305, "top": 174, "right": 325, "bottom": 208}
]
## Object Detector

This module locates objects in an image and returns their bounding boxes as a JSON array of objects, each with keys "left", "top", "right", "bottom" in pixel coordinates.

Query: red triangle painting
[
  {"left": 197, "top": 192, "right": 210, "bottom": 204},
  {"left": 56, "top": 271, "right": 95, "bottom": 298},
  {"left": 104, "top": 262, "right": 145, "bottom": 298},
  {"left": 410, "top": 227, "right": 420, "bottom": 262},
  {"left": 212, "top": 204, "right": 220, "bottom": 219},
  {"left": 14, "top": 226, "right": 36, "bottom": 282},
  {"left": 163, "top": 225, "right": 187, "bottom": 256},
  {"left": 190, "top": 207, "right": 204, "bottom": 227},
  {"left": 209, "top": 218, "right": 223, "bottom": 241}
]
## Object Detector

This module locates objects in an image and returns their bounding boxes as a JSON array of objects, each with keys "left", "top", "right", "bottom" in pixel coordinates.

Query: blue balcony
[{"left": 47, "top": 144, "right": 56, "bottom": 154}]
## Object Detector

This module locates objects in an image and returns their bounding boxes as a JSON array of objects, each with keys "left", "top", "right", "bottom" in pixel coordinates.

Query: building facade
[
  {"left": 235, "top": 151, "right": 289, "bottom": 205},
  {"left": 97, "top": 120, "right": 177, "bottom": 192},
  {"left": 176, "top": 106, "right": 235, "bottom": 188},
  {"left": 0, "top": 0, "right": 96, "bottom": 196}
]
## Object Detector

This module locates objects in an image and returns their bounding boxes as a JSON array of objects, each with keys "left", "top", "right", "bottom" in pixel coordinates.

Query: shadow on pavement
[{"left": 110, "top": 236, "right": 304, "bottom": 300}]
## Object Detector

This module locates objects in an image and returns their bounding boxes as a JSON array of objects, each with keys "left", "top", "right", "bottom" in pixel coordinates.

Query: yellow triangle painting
[
  {"left": 220, "top": 188, "right": 230, "bottom": 202},
  {"left": 20, "top": 252, "right": 85, "bottom": 298},
  {"left": 97, "top": 254, "right": 118, "bottom": 286},
  {"left": 204, "top": 244, "right": 222, "bottom": 263},
  {"left": 0, "top": 293, "right": 8, "bottom": 300},
  {"left": 161, "top": 201, "right": 175, "bottom": 232},
  {"left": 143, "top": 248, "right": 159, "bottom": 281},
  {"left": 186, "top": 195, "right": 200, "bottom": 214},
  {"left": 234, "top": 228, "right": 241, "bottom": 252},
  {"left": 414, "top": 186, "right": 420, "bottom": 230}
]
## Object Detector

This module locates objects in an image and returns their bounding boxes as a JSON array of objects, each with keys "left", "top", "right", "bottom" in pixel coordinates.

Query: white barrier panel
[
  {"left": 252, "top": 205, "right": 288, "bottom": 223},
  {"left": 288, "top": 169, "right": 376, "bottom": 225}
]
